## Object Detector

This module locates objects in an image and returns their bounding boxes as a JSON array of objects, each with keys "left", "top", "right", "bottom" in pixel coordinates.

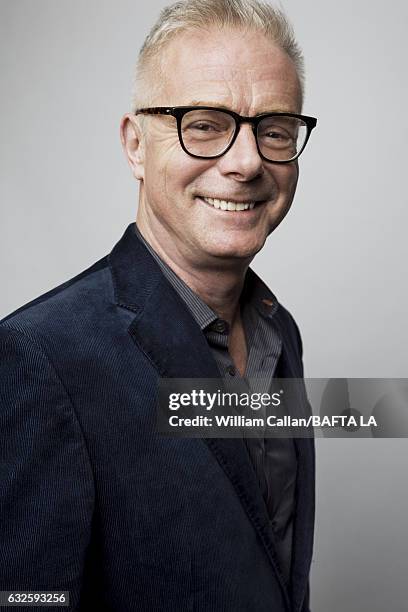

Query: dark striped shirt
[{"left": 134, "top": 224, "right": 297, "bottom": 586}]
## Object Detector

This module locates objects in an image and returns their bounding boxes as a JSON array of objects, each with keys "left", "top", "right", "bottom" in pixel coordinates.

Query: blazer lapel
[{"left": 109, "top": 223, "right": 295, "bottom": 611}]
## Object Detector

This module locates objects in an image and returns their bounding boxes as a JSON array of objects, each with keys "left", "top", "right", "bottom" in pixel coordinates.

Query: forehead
[{"left": 157, "top": 27, "right": 302, "bottom": 114}]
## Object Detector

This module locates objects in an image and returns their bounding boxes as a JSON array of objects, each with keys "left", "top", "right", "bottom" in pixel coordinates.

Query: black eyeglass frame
[{"left": 134, "top": 106, "right": 317, "bottom": 164}]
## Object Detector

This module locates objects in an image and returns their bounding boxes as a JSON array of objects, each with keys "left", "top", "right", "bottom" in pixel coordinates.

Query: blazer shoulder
[{"left": 0, "top": 255, "right": 111, "bottom": 339}]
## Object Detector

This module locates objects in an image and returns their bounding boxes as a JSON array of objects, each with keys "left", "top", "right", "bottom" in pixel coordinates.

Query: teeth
[{"left": 202, "top": 197, "right": 256, "bottom": 211}]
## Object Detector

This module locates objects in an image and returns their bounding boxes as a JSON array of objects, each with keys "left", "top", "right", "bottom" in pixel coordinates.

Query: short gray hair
[{"left": 131, "top": 0, "right": 304, "bottom": 111}]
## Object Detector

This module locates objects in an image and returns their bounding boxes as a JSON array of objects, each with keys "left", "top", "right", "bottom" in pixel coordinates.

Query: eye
[
  {"left": 187, "top": 121, "right": 222, "bottom": 132},
  {"left": 267, "top": 130, "right": 287, "bottom": 139},
  {"left": 263, "top": 128, "right": 291, "bottom": 141},
  {"left": 258, "top": 123, "right": 295, "bottom": 150}
]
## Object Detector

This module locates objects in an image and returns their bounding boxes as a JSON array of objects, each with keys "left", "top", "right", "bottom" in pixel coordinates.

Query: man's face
[{"left": 125, "top": 27, "right": 302, "bottom": 266}]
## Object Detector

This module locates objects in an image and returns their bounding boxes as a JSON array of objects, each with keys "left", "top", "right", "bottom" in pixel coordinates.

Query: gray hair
[{"left": 131, "top": 0, "right": 304, "bottom": 111}]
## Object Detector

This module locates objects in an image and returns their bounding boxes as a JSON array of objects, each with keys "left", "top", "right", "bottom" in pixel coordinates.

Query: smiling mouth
[{"left": 199, "top": 196, "right": 262, "bottom": 211}]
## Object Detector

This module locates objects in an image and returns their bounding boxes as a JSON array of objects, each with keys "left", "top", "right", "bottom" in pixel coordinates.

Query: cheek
[
  {"left": 272, "top": 162, "right": 299, "bottom": 199},
  {"left": 144, "top": 142, "right": 179, "bottom": 200},
  {"left": 147, "top": 152, "right": 213, "bottom": 204}
]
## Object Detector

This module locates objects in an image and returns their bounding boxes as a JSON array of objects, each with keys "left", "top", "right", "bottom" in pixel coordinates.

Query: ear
[{"left": 120, "top": 113, "right": 145, "bottom": 180}]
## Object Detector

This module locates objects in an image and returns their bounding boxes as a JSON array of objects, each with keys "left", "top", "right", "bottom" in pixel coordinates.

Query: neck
[{"left": 136, "top": 215, "right": 251, "bottom": 325}]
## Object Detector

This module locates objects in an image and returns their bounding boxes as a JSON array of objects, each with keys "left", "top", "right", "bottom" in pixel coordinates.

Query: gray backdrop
[{"left": 1, "top": 1, "right": 407, "bottom": 610}]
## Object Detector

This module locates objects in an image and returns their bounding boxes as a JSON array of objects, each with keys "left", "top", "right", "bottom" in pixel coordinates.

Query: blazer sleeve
[{"left": 0, "top": 326, "right": 94, "bottom": 609}]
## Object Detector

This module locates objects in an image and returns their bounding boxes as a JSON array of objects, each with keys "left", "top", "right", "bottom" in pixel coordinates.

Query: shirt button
[
  {"left": 227, "top": 365, "right": 236, "bottom": 376},
  {"left": 213, "top": 319, "right": 229, "bottom": 334}
]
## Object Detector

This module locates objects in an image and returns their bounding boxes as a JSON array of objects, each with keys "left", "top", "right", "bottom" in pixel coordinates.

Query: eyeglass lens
[{"left": 180, "top": 109, "right": 307, "bottom": 161}]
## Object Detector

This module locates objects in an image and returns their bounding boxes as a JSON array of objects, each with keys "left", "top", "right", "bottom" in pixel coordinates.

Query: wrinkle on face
[{"left": 158, "top": 28, "right": 302, "bottom": 114}]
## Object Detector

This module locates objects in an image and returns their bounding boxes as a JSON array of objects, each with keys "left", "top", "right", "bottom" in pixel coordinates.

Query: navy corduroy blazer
[{"left": 0, "top": 223, "right": 315, "bottom": 612}]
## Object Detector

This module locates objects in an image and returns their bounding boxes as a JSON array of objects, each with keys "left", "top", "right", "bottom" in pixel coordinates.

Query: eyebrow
[{"left": 187, "top": 100, "right": 297, "bottom": 115}]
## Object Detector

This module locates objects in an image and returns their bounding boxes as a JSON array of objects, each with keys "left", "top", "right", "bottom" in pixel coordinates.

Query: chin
[{"left": 202, "top": 236, "right": 265, "bottom": 261}]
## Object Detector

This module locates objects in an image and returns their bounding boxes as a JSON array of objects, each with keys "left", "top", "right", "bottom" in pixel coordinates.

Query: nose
[{"left": 217, "top": 122, "right": 264, "bottom": 181}]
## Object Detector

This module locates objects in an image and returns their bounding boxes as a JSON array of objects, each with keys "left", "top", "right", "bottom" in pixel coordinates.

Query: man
[{"left": 0, "top": 0, "right": 316, "bottom": 610}]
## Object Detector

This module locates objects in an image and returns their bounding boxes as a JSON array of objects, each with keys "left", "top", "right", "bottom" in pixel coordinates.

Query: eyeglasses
[{"left": 134, "top": 106, "right": 317, "bottom": 164}]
